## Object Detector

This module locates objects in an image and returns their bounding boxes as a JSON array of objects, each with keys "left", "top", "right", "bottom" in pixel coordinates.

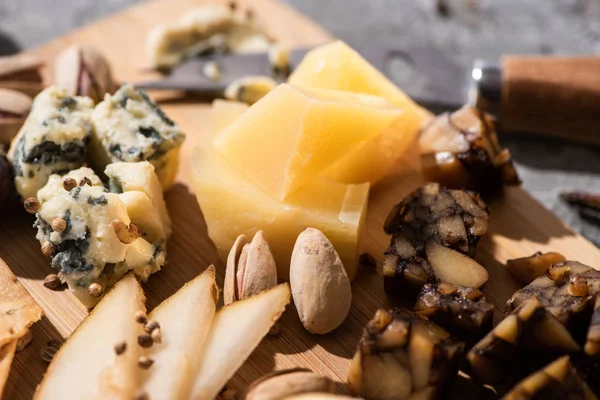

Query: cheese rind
[
  {"left": 193, "top": 100, "right": 369, "bottom": 279},
  {"left": 214, "top": 83, "right": 400, "bottom": 200},
  {"left": 7, "top": 86, "right": 94, "bottom": 199},
  {"left": 91, "top": 84, "right": 185, "bottom": 190}
]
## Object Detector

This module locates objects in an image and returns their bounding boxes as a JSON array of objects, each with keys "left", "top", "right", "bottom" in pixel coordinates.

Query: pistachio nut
[
  {"left": 290, "top": 228, "right": 352, "bottom": 335},
  {"left": 54, "top": 45, "right": 117, "bottom": 103},
  {"left": 246, "top": 368, "right": 335, "bottom": 400},
  {"left": 224, "top": 230, "right": 277, "bottom": 305},
  {"left": 0, "top": 53, "right": 44, "bottom": 97},
  {"left": 0, "top": 88, "right": 32, "bottom": 145}
]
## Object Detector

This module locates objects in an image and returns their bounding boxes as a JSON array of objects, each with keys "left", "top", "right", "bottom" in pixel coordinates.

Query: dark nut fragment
[
  {"left": 43, "top": 274, "right": 62, "bottom": 290},
  {"left": 506, "top": 261, "right": 600, "bottom": 343},
  {"left": 41, "top": 241, "right": 56, "bottom": 257},
  {"left": 347, "top": 309, "right": 464, "bottom": 400},
  {"left": 62, "top": 177, "right": 77, "bottom": 191},
  {"left": 134, "top": 311, "right": 148, "bottom": 324},
  {"left": 506, "top": 252, "right": 567, "bottom": 286},
  {"left": 138, "top": 356, "right": 154, "bottom": 369},
  {"left": 79, "top": 177, "right": 92, "bottom": 187},
  {"left": 24, "top": 197, "right": 40, "bottom": 214},
  {"left": 414, "top": 282, "right": 494, "bottom": 342},
  {"left": 466, "top": 297, "right": 580, "bottom": 386},
  {"left": 112, "top": 220, "right": 142, "bottom": 244},
  {"left": 383, "top": 183, "right": 490, "bottom": 297},
  {"left": 420, "top": 106, "right": 520, "bottom": 195},
  {"left": 137, "top": 333, "right": 154, "bottom": 348},
  {"left": 503, "top": 356, "right": 596, "bottom": 400},
  {"left": 246, "top": 368, "right": 335, "bottom": 400}
]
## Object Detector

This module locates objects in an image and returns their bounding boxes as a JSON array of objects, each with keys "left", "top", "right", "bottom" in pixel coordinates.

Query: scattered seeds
[
  {"left": 51, "top": 217, "right": 67, "bottom": 233},
  {"left": 41, "top": 241, "right": 56, "bottom": 257},
  {"left": 135, "top": 311, "right": 148, "bottom": 324},
  {"left": 43, "top": 274, "right": 62, "bottom": 290},
  {"left": 24, "top": 197, "right": 40, "bottom": 214},
  {"left": 112, "top": 220, "right": 142, "bottom": 244},
  {"left": 40, "top": 346, "right": 58, "bottom": 363},
  {"left": 138, "top": 333, "right": 154, "bottom": 348},
  {"left": 62, "top": 177, "right": 77, "bottom": 191},
  {"left": 79, "top": 176, "right": 92, "bottom": 187},
  {"left": 114, "top": 341, "right": 127, "bottom": 356},
  {"left": 138, "top": 356, "right": 154, "bottom": 369},
  {"left": 88, "top": 282, "right": 103, "bottom": 298},
  {"left": 150, "top": 327, "right": 162, "bottom": 344},
  {"left": 144, "top": 320, "right": 160, "bottom": 334}
]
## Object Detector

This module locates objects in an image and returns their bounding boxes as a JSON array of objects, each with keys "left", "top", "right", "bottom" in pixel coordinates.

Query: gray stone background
[{"left": 0, "top": 0, "right": 599, "bottom": 244}]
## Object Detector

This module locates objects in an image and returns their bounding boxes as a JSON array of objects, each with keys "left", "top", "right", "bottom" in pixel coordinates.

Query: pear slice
[
  {"left": 426, "top": 242, "right": 489, "bottom": 288},
  {"left": 35, "top": 275, "right": 146, "bottom": 400},
  {"left": 188, "top": 283, "right": 291, "bottom": 400},
  {"left": 142, "top": 266, "right": 218, "bottom": 400},
  {"left": 0, "top": 259, "right": 43, "bottom": 347},
  {"left": 0, "top": 340, "right": 17, "bottom": 398}
]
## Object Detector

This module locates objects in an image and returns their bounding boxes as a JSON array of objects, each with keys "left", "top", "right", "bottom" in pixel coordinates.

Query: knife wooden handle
[{"left": 500, "top": 56, "right": 600, "bottom": 146}]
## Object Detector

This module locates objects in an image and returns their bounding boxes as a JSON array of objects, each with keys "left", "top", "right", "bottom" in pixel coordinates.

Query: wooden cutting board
[{"left": 2, "top": 0, "right": 600, "bottom": 398}]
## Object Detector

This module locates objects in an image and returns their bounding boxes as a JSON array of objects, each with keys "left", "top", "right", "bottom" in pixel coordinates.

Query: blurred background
[{"left": 1, "top": 0, "right": 599, "bottom": 244}]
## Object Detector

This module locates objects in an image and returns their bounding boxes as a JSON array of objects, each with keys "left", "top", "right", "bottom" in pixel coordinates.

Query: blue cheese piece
[
  {"left": 35, "top": 167, "right": 165, "bottom": 307},
  {"left": 91, "top": 85, "right": 185, "bottom": 190},
  {"left": 7, "top": 86, "right": 94, "bottom": 199}
]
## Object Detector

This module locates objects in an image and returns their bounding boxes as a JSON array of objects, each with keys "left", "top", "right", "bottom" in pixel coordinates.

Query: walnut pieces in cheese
[
  {"left": 34, "top": 166, "right": 166, "bottom": 308},
  {"left": 7, "top": 86, "right": 94, "bottom": 199},
  {"left": 91, "top": 84, "right": 185, "bottom": 190}
]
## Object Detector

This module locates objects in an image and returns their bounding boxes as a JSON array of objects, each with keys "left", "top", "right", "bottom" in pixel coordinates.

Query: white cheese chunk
[
  {"left": 7, "top": 86, "right": 94, "bottom": 199},
  {"left": 91, "top": 85, "right": 185, "bottom": 190}
]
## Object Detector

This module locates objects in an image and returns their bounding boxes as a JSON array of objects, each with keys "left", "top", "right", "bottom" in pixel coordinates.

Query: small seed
[
  {"left": 135, "top": 311, "right": 148, "bottom": 324},
  {"left": 112, "top": 220, "right": 142, "bottom": 244},
  {"left": 150, "top": 327, "right": 162, "bottom": 344},
  {"left": 62, "top": 177, "right": 77, "bottom": 191},
  {"left": 40, "top": 346, "right": 58, "bottom": 363},
  {"left": 268, "top": 324, "right": 280, "bottom": 337},
  {"left": 138, "top": 356, "right": 154, "bottom": 369},
  {"left": 51, "top": 217, "right": 67, "bottom": 233},
  {"left": 135, "top": 391, "right": 149, "bottom": 400},
  {"left": 41, "top": 241, "right": 56, "bottom": 257},
  {"left": 24, "top": 197, "right": 40, "bottom": 214},
  {"left": 88, "top": 282, "right": 103, "bottom": 298},
  {"left": 144, "top": 320, "right": 160, "bottom": 334},
  {"left": 114, "top": 341, "right": 127, "bottom": 356},
  {"left": 568, "top": 276, "right": 589, "bottom": 297},
  {"left": 43, "top": 274, "right": 62, "bottom": 290},
  {"left": 79, "top": 177, "right": 92, "bottom": 187},
  {"left": 138, "top": 333, "right": 154, "bottom": 348}
]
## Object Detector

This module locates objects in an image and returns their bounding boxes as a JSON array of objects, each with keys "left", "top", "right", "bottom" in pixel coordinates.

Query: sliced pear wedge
[
  {"left": 189, "top": 283, "right": 291, "bottom": 400},
  {"left": 143, "top": 266, "right": 218, "bottom": 400},
  {"left": 35, "top": 274, "right": 146, "bottom": 400},
  {"left": 0, "top": 340, "right": 17, "bottom": 398},
  {"left": 0, "top": 259, "right": 43, "bottom": 347},
  {"left": 426, "top": 242, "right": 489, "bottom": 288}
]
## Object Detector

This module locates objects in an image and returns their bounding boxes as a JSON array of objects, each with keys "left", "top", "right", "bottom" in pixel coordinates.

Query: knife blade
[{"left": 135, "top": 45, "right": 472, "bottom": 111}]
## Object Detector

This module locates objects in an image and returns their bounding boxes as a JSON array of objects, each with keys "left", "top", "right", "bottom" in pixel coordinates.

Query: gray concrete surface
[{"left": 1, "top": 0, "right": 599, "bottom": 244}]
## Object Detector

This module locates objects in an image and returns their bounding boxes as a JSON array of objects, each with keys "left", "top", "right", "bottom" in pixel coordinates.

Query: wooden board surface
[{"left": 2, "top": 0, "right": 600, "bottom": 398}]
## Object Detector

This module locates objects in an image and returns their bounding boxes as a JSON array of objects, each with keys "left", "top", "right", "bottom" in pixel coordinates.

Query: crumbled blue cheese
[
  {"left": 36, "top": 166, "right": 167, "bottom": 308},
  {"left": 91, "top": 84, "right": 185, "bottom": 190},
  {"left": 7, "top": 86, "right": 94, "bottom": 199}
]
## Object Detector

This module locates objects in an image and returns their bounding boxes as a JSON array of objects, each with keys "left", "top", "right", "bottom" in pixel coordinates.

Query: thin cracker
[{"left": 0, "top": 258, "right": 43, "bottom": 347}]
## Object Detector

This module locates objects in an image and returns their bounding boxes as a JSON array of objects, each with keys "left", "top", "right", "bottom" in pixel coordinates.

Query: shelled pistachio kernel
[
  {"left": 88, "top": 282, "right": 103, "bottom": 298},
  {"left": 62, "top": 177, "right": 77, "bottom": 191},
  {"left": 24, "top": 197, "right": 40, "bottom": 213},
  {"left": 41, "top": 241, "right": 56, "bottom": 257}
]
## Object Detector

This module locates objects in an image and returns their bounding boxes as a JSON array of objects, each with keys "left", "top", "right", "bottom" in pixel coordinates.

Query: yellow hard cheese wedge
[
  {"left": 192, "top": 100, "right": 369, "bottom": 280},
  {"left": 289, "top": 41, "right": 433, "bottom": 183},
  {"left": 213, "top": 83, "right": 400, "bottom": 200}
]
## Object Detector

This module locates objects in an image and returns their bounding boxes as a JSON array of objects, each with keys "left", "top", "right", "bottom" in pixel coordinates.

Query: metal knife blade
[{"left": 135, "top": 45, "right": 471, "bottom": 110}]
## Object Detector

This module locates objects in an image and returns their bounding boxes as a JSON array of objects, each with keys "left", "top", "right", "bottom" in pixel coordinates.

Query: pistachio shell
[{"left": 224, "top": 234, "right": 249, "bottom": 305}]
